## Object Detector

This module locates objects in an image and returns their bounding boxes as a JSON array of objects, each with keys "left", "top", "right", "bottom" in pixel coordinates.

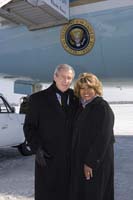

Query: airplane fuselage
[{"left": 0, "top": 0, "right": 133, "bottom": 82}]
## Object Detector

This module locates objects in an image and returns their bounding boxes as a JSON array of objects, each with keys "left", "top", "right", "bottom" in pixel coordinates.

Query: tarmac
[
  {"left": 0, "top": 104, "right": 132, "bottom": 200},
  {"left": 114, "top": 135, "right": 133, "bottom": 200}
]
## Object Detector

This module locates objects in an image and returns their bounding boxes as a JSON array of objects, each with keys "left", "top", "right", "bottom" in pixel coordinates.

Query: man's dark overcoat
[
  {"left": 70, "top": 96, "right": 115, "bottom": 200},
  {"left": 24, "top": 84, "right": 78, "bottom": 200}
]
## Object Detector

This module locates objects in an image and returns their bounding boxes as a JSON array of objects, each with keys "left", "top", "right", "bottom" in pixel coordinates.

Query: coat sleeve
[
  {"left": 23, "top": 95, "right": 41, "bottom": 154},
  {"left": 84, "top": 103, "right": 114, "bottom": 170}
]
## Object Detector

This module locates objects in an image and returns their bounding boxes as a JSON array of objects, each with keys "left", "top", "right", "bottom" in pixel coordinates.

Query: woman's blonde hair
[{"left": 74, "top": 72, "right": 103, "bottom": 98}]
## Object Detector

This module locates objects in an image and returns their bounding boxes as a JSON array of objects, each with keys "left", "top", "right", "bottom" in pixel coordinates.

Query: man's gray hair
[{"left": 54, "top": 64, "right": 75, "bottom": 78}]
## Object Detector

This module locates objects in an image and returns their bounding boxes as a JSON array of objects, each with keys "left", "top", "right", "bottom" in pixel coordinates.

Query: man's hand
[
  {"left": 36, "top": 148, "right": 51, "bottom": 167},
  {"left": 84, "top": 164, "right": 93, "bottom": 180}
]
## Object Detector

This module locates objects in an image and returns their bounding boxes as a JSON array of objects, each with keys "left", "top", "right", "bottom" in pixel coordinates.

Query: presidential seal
[{"left": 60, "top": 19, "right": 95, "bottom": 56}]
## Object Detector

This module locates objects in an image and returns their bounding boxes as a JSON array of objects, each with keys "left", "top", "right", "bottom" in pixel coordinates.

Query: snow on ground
[
  {"left": 0, "top": 104, "right": 133, "bottom": 200},
  {"left": 0, "top": 148, "right": 34, "bottom": 200},
  {"left": 111, "top": 104, "right": 133, "bottom": 135}
]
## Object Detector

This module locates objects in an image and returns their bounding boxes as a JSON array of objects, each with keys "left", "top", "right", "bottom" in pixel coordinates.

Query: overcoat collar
[
  {"left": 45, "top": 84, "right": 71, "bottom": 117},
  {"left": 76, "top": 96, "right": 103, "bottom": 121}
]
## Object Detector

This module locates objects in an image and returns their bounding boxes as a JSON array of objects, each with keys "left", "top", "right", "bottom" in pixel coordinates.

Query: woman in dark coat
[{"left": 70, "top": 73, "right": 115, "bottom": 200}]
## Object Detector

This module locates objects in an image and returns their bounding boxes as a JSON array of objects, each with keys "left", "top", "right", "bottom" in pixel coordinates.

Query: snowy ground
[
  {"left": 111, "top": 104, "right": 133, "bottom": 135},
  {"left": 0, "top": 104, "right": 133, "bottom": 200}
]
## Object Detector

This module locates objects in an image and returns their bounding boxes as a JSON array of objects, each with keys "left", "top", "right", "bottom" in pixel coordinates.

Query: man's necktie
[{"left": 61, "top": 93, "right": 68, "bottom": 111}]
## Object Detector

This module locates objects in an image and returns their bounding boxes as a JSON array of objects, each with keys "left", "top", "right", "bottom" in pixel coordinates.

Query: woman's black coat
[
  {"left": 23, "top": 84, "right": 78, "bottom": 200},
  {"left": 70, "top": 96, "right": 115, "bottom": 200}
]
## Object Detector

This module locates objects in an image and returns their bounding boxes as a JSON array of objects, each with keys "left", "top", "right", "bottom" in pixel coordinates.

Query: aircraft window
[
  {"left": 0, "top": 97, "right": 11, "bottom": 113},
  {"left": 14, "top": 82, "right": 32, "bottom": 95}
]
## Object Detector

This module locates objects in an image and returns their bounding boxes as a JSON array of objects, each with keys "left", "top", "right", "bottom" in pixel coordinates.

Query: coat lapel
[{"left": 47, "top": 86, "right": 66, "bottom": 117}]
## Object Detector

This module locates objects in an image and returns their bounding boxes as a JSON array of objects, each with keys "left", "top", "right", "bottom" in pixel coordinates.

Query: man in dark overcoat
[
  {"left": 19, "top": 96, "right": 29, "bottom": 114},
  {"left": 23, "top": 64, "right": 77, "bottom": 200}
]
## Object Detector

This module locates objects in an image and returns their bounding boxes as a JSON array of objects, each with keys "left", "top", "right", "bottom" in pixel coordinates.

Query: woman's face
[{"left": 79, "top": 83, "right": 96, "bottom": 101}]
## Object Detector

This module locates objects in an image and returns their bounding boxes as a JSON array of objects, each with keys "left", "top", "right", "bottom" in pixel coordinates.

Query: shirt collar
[{"left": 81, "top": 95, "right": 98, "bottom": 108}]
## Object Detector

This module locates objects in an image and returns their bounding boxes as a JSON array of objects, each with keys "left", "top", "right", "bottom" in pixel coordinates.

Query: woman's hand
[{"left": 84, "top": 164, "right": 93, "bottom": 180}]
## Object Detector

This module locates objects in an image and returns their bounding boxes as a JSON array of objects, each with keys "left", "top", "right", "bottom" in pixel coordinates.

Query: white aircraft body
[{"left": 0, "top": 0, "right": 133, "bottom": 104}]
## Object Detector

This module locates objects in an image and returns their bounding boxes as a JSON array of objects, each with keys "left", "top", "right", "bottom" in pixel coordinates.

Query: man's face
[{"left": 54, "top": 69, "right": 74, "bottom": 92}]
